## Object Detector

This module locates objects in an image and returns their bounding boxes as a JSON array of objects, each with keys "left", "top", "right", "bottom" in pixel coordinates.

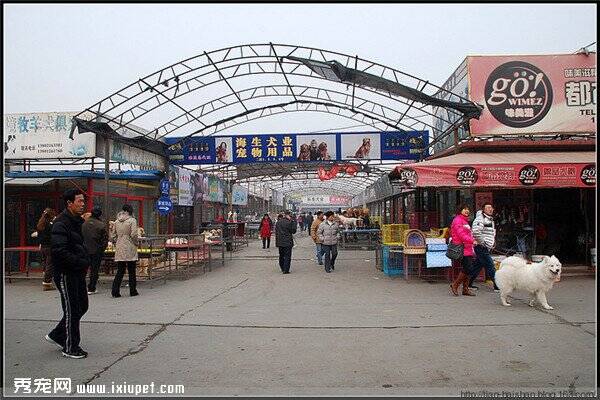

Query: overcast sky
[{"left": 3, "top": 3, "right": 597, "bottom": 135}]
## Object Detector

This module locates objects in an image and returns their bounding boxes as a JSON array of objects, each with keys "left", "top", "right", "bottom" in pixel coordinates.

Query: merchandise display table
[
  {"left": 4, "top": 246, "right": 40, "bottom": 280},
  {"left": 339, "top": 229, "right": 380, "bottom": 250}
]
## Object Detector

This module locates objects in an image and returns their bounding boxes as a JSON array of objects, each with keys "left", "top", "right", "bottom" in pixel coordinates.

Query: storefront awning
[
  {"left": 389, "top": 151, "right": 596, "bottom": 188},
  {"left": 4, "top": 177, "right": 56, "bottom": 186}
]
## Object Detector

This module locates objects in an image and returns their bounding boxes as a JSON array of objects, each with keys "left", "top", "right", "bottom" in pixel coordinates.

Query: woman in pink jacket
[{"left": 449, "top": 204, "right": 477, "bottom": 296}]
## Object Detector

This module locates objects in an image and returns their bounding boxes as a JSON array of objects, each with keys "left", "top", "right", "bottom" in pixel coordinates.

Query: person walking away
[
  {"left": 449, "top": 204, "right": 477, "bottom": 296},
  {"left": 37, "top": 208, "right": 57, "bottom": 291},
  {"left": 305, "top": 212, "right": 314, "bottom": 231},
  {"left": 310, "top": 211, "right": 325, "bottom": 265},
  {"left": 469, "top": 203, "right": 500, "bottom": 292},
  {"left": 275, "top": 210, "right": 297, "bottom": 274},
  {"left": 317, "top": 211, "right": 341, "bottom": 273},
  {"left": 82, "top": 206, "right": 108, "bottom": 294},
  {"left": 111, "top": 204, "right": 139, "bottom": 298},
  {"left": 259, "top": 213, "right": 273, "bottom": 249},
  {"left": 298, "top": 214, "right": 304, "bottom": 232},
  {"left": 46, "top": 188, "right": 90, "bottom": 359}
]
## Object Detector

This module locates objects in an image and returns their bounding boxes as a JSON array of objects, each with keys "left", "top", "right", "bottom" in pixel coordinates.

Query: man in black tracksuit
[
  {"left": 46, "top": 188, "right": 91, "bottom": 359},
  {"left": 275, "top": 210, "right": 297, "bottom": 274}
]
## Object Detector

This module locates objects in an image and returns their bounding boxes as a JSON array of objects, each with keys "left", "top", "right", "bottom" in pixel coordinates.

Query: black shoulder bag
[{"left": 445, "top": 240, "right": 464, "bottom": 260}]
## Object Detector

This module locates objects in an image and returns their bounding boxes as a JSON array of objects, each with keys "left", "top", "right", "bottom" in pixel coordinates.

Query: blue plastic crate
[
  {"left": 427, "top": 243, "right": 448, "bottom": 252},
  {"left": 426, "top": 251, "right": 452, "bottom": 268},
  {"left": 382, "top": 245, "right": 404, "bottom": 276}
]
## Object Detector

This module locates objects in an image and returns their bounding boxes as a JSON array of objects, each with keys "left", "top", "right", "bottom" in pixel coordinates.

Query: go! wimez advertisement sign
[{"left": 468, "top": 53, "right": 596, "bottom": 135}]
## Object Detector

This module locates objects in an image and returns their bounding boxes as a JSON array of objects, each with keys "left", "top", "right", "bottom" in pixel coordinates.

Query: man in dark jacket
[
  {"left": 46, "top": 188, "right": 91, "bottom": 359},
  {"left": 82, "top": 206, "right": 108, "bottom": 295},
  {"left": 305, "top": 212, "right": 314, "bottom": 232},
  {"left": 275, "top": 210, "right": 297, "bottom": 274}
]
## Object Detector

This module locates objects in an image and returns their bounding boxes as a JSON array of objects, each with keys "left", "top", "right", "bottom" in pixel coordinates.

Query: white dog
[
  {"left": 336, "top": 214, "right": 362, "bottom": 230},
  {"left": 495, "top": 255, "right": 562, "bottom": 310}
]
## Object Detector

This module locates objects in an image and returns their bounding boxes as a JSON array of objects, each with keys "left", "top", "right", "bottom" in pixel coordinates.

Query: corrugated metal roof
[{"left": 4, "top": 177, "right": 55, "bottom": 185}]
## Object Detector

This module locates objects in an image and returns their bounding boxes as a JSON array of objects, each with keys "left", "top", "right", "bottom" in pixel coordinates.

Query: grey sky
[{"left": 3, "top": 3, "right": 597, "bottom": 135}]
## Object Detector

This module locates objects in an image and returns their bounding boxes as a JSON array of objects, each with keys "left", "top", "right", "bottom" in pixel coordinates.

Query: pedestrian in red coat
[
  {"left": 259, "top": 214, "right": 273, "bottom": 249},
  {"left": 449, "top": 204, "right": 477, "bottom": 297}
]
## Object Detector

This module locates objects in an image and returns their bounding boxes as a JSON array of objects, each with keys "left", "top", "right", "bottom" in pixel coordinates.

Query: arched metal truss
[
  {"left": 197, "top": 158, "right": 394, "bottom": 197},
  {"left": 74, "top": 43, "right": 480, "bottom": 197}
]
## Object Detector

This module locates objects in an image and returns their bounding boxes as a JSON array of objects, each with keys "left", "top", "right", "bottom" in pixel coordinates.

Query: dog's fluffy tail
[{"left": 499, "top": 256, "right": 528, "bottom": 270}]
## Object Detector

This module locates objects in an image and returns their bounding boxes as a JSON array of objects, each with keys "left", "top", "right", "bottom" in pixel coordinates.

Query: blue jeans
[
  {"left": 470, "top": 245, "right": 497, "bottom": 287},
  {"left": 315, "top": 243, "right": 323, "bottom": 264}
]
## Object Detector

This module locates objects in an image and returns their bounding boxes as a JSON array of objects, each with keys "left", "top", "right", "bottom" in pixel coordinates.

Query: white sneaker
[
  {"left": 87, "top": 289, "right": 98, "bottom": 295},
  {"left": 45, "top": 334, "right": 63, "bottom": 349}
]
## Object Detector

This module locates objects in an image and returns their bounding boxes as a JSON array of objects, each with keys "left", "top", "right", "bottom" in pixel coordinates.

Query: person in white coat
[{"left": 111, "top": 204, "right": 139, "bottom": 298}]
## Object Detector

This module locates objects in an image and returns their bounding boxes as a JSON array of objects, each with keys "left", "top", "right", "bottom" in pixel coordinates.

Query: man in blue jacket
[{"left": 45, "top": 188, "right": 91, "bottom": 359}]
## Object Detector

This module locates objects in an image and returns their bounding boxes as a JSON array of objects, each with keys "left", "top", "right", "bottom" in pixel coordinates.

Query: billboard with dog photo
[
  {"left": 340, "top": 133, "right": 380, "bottom": 161},
  {"left": 295, "top": 134, "right": 336, "bottom": 162},
  {"left": 167, "top": 130, "right": 428, "bottom": 164}
]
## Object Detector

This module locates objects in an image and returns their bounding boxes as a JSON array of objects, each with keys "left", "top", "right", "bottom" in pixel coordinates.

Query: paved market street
[{"left": 4, "top": 233, "right": 597, "bottom": 396}]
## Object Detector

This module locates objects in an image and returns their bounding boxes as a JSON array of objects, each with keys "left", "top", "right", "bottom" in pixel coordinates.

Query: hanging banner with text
[
  {"left": 4, "top": 111, "right": 96, "bottom": 159},
  {"left": 300, "top": 195, "right": 351, "bottom": 205},
  {"left": 165, "top": 130, "right": 429, "bottom": 165}
]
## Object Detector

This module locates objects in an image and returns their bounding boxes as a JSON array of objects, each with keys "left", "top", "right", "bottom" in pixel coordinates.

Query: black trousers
[
  {"left": 322, "top": 244, "right": 338, "bottom": 272},
  {"left": 111, "top": 261, "right": 137, "bottom": 295},
  {"left": 460, "top": 255, "right": 476, "bottom": 275},
  {"left": 262, "top": 237, "right": 271, "bottom": 248},
  {"left": 87, "top": 252, "right": 103, "bottom": 292},
  {"left": 278, "top": 246, "right": 293, "bottom": 273},
  {"left": 49, "top": 273, "right": 89, "bottom": 353}
]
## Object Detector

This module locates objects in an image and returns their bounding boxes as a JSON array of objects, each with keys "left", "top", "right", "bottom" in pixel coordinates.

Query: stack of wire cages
[
  {"left": 422, "top": 238, "right": 452, "bottom": 282},
  {"left": 381, "top": 224, "right": 409, "bottom": 246},
  {"left": 382, "top": 245, "right": 404, "bottom": 277},
  {"left": 402, "top": 229, "right": 427, "bottom": 281},
  {"left": 375, "top": 244, "right": 383, "bottom": 271},
  {"left": 370, "top": 216, "right": 383, "bottom": 228}
]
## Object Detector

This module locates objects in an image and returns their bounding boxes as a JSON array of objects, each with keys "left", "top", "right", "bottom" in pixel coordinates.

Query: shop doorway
[{"left": 533, "top": 188, "right": 595, "bottom": 265}]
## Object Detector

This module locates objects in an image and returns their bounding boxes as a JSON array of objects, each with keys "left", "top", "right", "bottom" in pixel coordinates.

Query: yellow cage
[{"left": 382, "top": 224, "right": 410, "bottom": 245}]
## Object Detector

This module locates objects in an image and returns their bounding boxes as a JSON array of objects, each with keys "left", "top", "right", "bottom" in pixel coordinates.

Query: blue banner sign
[
  {"left": 156, "top": 196, "right": 173, "bottom": 215},
  {"left": 380, "top": 131, "right": 429, "bottom": 160},
  {"left": 165, "top": 130, "right": 428, "bottom": 165},
  {"left": 159, "top": 178, "right": 170, "bottom": 197}
]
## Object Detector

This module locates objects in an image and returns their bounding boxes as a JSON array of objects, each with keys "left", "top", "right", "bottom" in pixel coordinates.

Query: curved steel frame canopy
[{"left": 73, "top": 43, "right": 481, "bottom": 197}]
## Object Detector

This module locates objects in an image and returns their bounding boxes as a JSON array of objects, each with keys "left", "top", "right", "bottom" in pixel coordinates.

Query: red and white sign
[
  {"left": 392, "top": 163, "right": 595, "bottom": 188},
  {"left": 468, "top": 53, "right": 597, "bottom": 135}
]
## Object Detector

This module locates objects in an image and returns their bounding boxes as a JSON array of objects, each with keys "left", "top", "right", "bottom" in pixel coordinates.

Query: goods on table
[
  {"left": 166, "top": 237, "right": 188, "bottom": 245},
  {"left": 200, "top": 229, "right": 222, "bottom": 244}
]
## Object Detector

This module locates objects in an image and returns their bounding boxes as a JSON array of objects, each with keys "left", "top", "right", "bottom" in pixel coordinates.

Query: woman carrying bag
[{"left": 449, "top": 204, "right": 477, "bottom": 296}]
